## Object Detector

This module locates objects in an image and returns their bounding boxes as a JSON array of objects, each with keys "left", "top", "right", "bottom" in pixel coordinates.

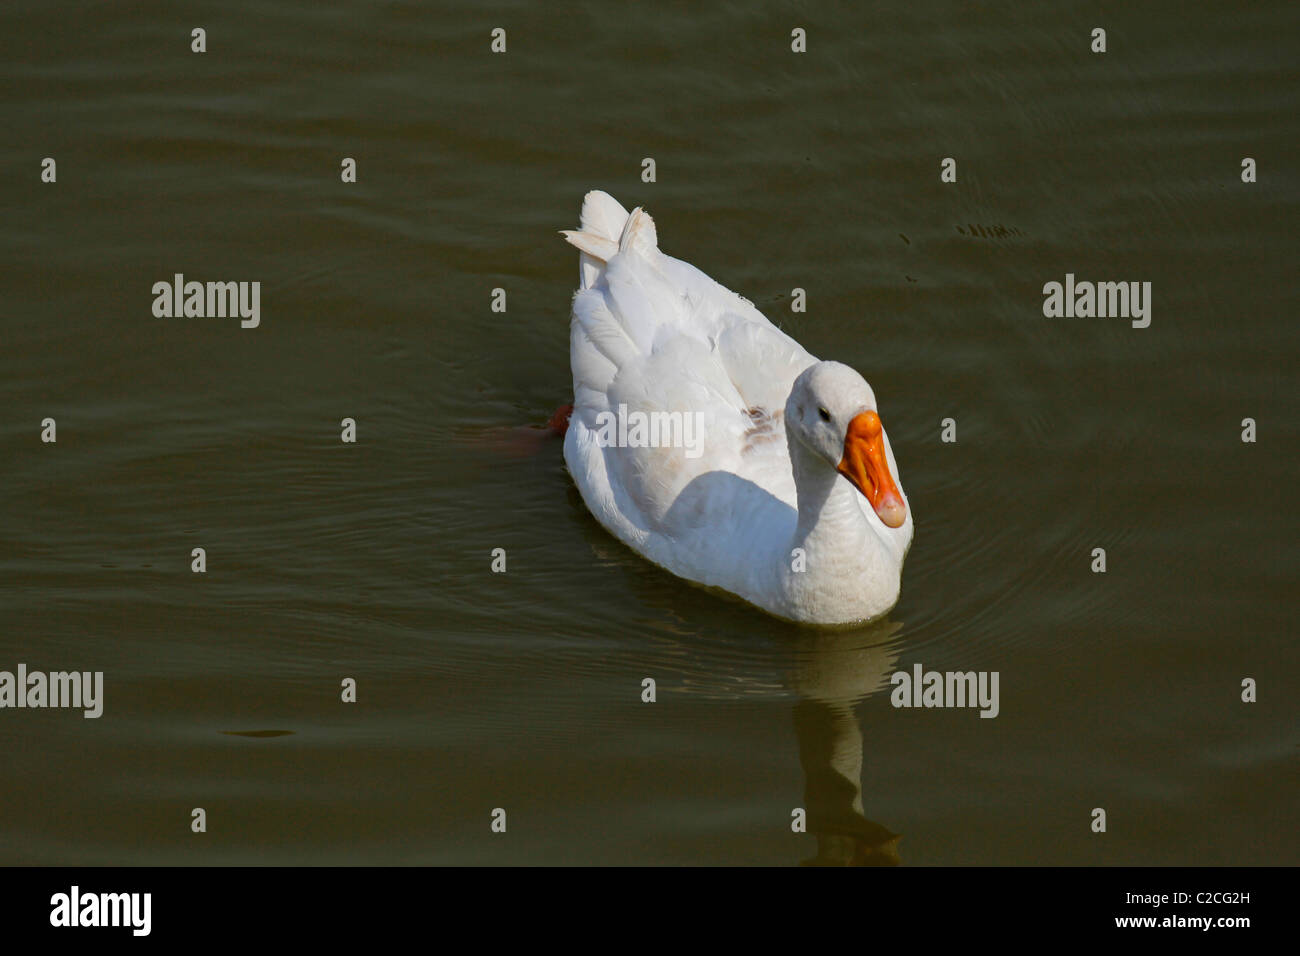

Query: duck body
[{"left": 561, "top": 191, "right": 912, "bottom": 625}]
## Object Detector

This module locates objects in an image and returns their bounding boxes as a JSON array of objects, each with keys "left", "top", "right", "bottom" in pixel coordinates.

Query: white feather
[{"left": 561, "top": 191, "right": 913, "bottom": 624}]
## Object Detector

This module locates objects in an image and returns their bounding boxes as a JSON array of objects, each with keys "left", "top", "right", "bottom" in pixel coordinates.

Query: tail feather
[
  {"left": 580, "top": 190, "right": 630, "bottom": 242},
  {"left": 562, "top": 190, "right": 638, "bottom": 289},
  {"left": 560, "top": 229, "right": 617, "bottom": 261},
  {"left": 617, "top": 206, "right": 658, "bottom": 256}
]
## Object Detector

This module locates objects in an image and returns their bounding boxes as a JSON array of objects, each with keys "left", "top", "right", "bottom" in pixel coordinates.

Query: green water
[{"left": 1, "top": 0, "right": 1296, "bottom": 864}]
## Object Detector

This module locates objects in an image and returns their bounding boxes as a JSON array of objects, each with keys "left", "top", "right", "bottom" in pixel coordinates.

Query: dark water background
[{"left": 2, "top": 0, "right": 1296, "bottom": 864}]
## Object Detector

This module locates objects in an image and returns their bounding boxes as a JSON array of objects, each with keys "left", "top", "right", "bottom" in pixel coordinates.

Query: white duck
[{"left": 560, "top": 191, "right": 912, "bottom": 625}]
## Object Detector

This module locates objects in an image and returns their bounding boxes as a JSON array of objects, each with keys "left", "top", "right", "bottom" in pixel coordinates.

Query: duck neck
[
  {"left": 781, "top": 436, "right": 897, "bottom": 622},
  {"left": 791, "top": 445, "right": 872, "bottom": 554}
]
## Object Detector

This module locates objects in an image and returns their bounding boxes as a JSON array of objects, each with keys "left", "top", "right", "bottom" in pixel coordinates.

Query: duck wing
[{"left": 562, "top": 192, "right": 816, "bottom": 579}]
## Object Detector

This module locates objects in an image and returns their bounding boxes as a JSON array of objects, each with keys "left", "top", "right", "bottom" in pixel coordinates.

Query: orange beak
[{"left": 837, "top": 411, "right": 907, "bottom": 528}]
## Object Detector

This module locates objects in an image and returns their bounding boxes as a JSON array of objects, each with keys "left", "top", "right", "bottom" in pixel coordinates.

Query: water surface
[{"left": 2, "top": 0, "right": 1296, "bottom": 864}]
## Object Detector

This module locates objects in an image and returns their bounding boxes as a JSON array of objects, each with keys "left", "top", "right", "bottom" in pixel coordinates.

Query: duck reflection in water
[
  {"left": 789, "top": 622, "right": 902, "bottom": 866},
  {"left": 568, "top": 492, "right": 904, "bottom": 865}
]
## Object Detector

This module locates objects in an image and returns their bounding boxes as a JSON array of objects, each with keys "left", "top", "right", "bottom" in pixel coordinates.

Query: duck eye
[{"left": 818, "top": 407, "right": 831, "bottom": 422}]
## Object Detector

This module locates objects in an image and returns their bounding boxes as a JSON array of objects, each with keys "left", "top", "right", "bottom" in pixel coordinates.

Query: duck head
[{"left": 785, "top": 361, "right": 908, "bottom": 529}]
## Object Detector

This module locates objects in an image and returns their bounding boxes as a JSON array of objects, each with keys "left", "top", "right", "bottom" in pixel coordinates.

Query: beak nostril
[{"left": 837, "top": 410, "right": 905, "bottom": 527}]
